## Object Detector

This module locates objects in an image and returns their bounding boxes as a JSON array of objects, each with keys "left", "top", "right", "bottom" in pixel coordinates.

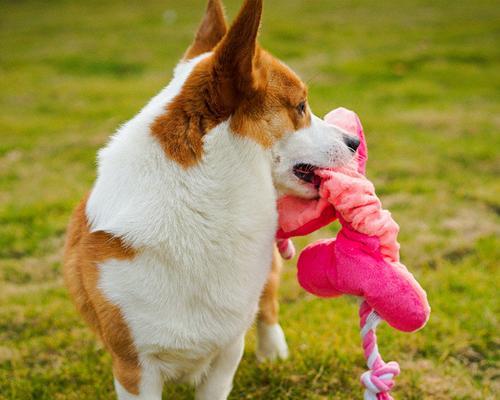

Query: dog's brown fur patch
[{"left": 63, "top": 195, "right": 140, "bottom": 395}]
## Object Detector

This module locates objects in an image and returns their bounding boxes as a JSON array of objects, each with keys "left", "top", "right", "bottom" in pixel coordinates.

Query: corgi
[{"left": 63, "top": 0, "right": 356, "bottom": 398}]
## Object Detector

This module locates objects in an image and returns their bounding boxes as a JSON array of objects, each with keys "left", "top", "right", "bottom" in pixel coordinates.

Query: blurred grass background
[{"left": 0, "top": 0, "right": 499, "bottom": 398}]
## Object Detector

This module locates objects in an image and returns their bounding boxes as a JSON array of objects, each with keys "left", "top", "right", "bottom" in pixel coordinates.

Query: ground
[{"left": 0, "top": 0, "right": 499, "bottom": 399}]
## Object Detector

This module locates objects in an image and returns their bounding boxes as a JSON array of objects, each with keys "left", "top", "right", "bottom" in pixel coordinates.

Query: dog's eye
[{"left": 297, "top": 101, "right": 306, "bottom": 115}]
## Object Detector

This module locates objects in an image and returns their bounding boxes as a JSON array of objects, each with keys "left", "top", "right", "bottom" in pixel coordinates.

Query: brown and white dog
[{"left": 63, "top": 0, "right": 356, "bottom": 398}]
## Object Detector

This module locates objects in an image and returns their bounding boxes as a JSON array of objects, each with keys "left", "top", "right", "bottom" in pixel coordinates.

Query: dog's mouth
[{"left": 293, "top": 163, "right": 321, "bottom": 188}]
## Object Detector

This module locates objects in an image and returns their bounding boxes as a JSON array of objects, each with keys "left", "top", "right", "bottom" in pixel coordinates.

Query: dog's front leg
[
  {"left": 195, "top": 334, "right": 245, "bottom": 400},
  {"left": 256, "top": 246, "right": 289, "bottom": 362}
]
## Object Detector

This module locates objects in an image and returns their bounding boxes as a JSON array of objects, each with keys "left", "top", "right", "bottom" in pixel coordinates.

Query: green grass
[{"left": 1, "top": 0, "right": 499, "bottom": 398}]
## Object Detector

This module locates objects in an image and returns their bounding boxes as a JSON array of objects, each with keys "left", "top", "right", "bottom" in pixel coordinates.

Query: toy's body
[{"left": 276, "top": 108, "right": 430, "bottom": 399}]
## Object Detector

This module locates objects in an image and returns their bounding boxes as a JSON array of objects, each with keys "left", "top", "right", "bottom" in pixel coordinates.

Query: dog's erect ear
[
  {"left": 184, "top": 0, "right": 228, "bottom": 60},
  {"left": 212, "top": 0, "right": 262, "bottom": 100}
]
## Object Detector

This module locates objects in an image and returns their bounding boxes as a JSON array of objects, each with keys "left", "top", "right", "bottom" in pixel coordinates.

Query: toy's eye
[{"left": 297, "top": 101, "right": 306, "bottom": 115}]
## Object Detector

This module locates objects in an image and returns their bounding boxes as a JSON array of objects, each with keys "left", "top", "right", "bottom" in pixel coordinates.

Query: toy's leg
[
  {"left": 323, "top": 229, "right": 429, "bottom": 332},
  {"left": 297, "top": 238, "right": 342, "bottom": 298},
  {"left": 195, "top": 334, "right": 245, "bottom": 400},
  {"left": 256, "top": 245, "right": 289, "bottom": 362}
]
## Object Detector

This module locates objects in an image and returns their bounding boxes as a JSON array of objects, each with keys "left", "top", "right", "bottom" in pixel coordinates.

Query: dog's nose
[{"left": 343, "top": 135, "right": 360, "bottom": 153}]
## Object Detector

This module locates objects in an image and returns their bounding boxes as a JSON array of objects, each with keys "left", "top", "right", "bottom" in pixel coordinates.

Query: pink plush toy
[{"left": 277, "top": 108, "right": 430, "bottom": 400}]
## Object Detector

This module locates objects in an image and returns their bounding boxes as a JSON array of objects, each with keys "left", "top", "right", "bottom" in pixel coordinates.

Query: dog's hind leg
[
  {"left": 256, "top": 245, "right": 289, "bottom": 362},
  {"left": 113, "top": 356, "right": 163, "bottom": 400},
  {"left": 195, "top": 334, "right": 245, "bottom": 400}
]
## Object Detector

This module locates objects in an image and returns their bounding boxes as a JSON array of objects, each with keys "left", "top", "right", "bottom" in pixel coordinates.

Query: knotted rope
[{"left": 359, "top": 301, "right": 400, "bottom": 400}]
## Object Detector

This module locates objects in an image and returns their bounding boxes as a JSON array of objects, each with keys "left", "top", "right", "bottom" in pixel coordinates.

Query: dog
[{"left": 63, "top": 0, "right": 358, "bottom": 398}]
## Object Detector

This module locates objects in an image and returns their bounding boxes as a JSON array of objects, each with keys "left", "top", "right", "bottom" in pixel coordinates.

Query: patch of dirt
[
  {"left": 0, "top": 346, "right": 20, "bottom": 363},
  {"left": 403, "top": 359, "right": 484, "bottom": 399}
]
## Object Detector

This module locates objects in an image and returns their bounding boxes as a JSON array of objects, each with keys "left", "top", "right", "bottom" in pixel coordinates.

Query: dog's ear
[
  {"left": 211, "top": 0, "right": 262, "bottom": 102},
  {"left": 184, "top": 0, "right": 228, "bottom": 60}
]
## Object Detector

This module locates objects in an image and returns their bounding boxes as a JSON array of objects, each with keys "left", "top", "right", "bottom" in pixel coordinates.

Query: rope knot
[{"left": 361, "top": 361, "right": 400, "bottom": 399}]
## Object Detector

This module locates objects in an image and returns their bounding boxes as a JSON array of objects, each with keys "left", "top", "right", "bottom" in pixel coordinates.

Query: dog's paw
[{"left": 256, "top": 321, "right": 289, "bottom": 362}]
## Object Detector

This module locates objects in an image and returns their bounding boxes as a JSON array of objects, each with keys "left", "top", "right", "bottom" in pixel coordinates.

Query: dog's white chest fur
[{"left": 85, "top": 55, "right": 277, "bottom": 381}]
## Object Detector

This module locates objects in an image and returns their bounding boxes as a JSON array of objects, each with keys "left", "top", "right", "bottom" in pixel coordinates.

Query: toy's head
[{"left": 324, "top": 107, "right": 368, "bottom": 175}]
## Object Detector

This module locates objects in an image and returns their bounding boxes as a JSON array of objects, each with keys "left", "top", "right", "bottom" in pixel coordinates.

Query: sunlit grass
[{"left": 1, "top": 0, "right": 499, "bottom": 399}]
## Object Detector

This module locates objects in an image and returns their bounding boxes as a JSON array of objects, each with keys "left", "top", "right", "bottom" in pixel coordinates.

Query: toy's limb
[
  {"left": 335, "top": 224, "right": 430, "bottom": 332},
  {"left": 277, "top": 196, "right": 336, "bottom": 240},
  {"left": 298, "top": 233, "right": 429, "bottom": 332},
  {"left": 276, "top": 239, "right": 295, "bottom": 260},
  {"left": 297, "top": 239, "right": 342, "bottom": 298},
  {"left": 317, "top": 168, "right": 400, "bottom": 263}
]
